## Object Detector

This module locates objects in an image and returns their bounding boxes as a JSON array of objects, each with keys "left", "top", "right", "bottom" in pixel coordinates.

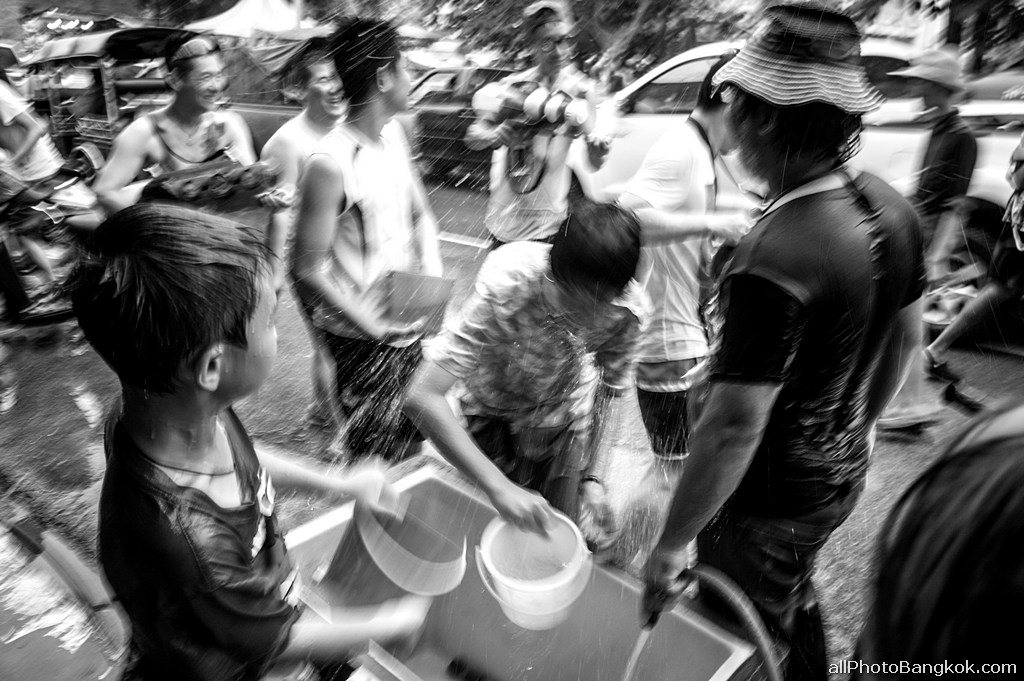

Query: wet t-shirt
[
  {"left": 711, "top": 171, "right": 925, "bottom": 516},
  {"left": 99, "top": 409, "right": 300, "bottom": 681},
  {"left": 425, "top": 241, "right": 647, "bottom": 433}
]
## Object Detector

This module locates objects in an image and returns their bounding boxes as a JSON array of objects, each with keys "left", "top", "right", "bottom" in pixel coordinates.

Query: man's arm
[
  {"left": 290, "top": 155, "right": 414, "bottom": 341},
  {"left": 93, "top": 120, "right": 153, "bottom": 214},
  {"left": 258, "top": 447, "right": 401, "bottom": 515},
  {"left": 224, "top": 111, "right": 257, "bottom": 165},
  {"left": 618, "top": 154, "right": 750, "bottom": 245},
  {"left": 260, "top": 136, "right": 301, "bottom": 287},
  {"left": 4, "top": 110, "right": 47, "bottom": 166},
  {"left": 404, "top": 361, "right": 555, "bottom": 533},
  {"left": 643, "top": 379, "right": 781, "bottom": 610}
]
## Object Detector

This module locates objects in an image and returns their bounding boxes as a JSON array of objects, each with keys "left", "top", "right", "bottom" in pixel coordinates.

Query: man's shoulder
[{"left": 477, "top": 242, "right": 548, "bottom": 293}]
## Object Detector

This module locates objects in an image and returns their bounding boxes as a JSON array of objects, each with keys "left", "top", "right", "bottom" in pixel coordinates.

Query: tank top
[{"left": 305, "top": 121, "right": 420, "bottom": 340}]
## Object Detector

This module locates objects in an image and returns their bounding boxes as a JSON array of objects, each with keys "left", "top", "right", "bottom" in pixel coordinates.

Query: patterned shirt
[{"left": 425, "top": 242, "right": 647, "bottom": 432}]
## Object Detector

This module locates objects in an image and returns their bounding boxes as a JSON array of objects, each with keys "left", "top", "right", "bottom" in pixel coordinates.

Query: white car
[{"left": 571, "top": 39, "right": 920, "bottom": 202}]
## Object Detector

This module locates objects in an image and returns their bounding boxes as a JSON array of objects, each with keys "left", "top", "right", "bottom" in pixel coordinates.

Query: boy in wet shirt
[{"left": 68, "top": 203, "right": 426, "bottom": 681}]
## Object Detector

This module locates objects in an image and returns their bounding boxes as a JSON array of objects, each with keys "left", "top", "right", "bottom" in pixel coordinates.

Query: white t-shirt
[
  {"left": 621, "top": 121, "right": 716, "bottom": 366},
  {"left": 262, "top": 110, "right": 330, "bottom": 226},
  {"left": 0, "top": 81, "right": 62, "bottom": 183},
  {"left": 484, "top": 65, "right": 595, "bottom": 243}
]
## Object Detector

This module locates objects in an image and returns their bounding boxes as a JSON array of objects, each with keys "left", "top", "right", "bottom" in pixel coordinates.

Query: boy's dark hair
[
  {"left": 165, "top": 35, "right": 221, "bottom": 76},
  {"left": 550, "top": 197, "right": 640, "bottom": 295},
  {"left": 696, "top": 51, "right": 736, "bottom": 112},
  {"left": 329, "top": 17, "right": 400, "bottom": 105},
  {"left": 67, "top": 203, "right": 272, "bottom": 394}
]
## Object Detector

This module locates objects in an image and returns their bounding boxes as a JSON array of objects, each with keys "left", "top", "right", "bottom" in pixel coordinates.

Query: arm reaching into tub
[{"left": 404, "top": 361, "right": 555, "bottom": 534}]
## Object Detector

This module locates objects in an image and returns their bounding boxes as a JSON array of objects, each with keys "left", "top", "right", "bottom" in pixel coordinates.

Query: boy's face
[{"left": 221, "top": 272, "right": 278, "bottom": 399}]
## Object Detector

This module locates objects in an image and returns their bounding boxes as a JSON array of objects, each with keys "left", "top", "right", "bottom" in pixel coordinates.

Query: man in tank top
[
  {"left": 260, "top": 47, "right": 345, "bottom": 432},
  {"left": 291, "top": 19, "right": 442, "bottom": 463},
  {"left": 93, "top": 36, "right": 255, "bottom": 215}
]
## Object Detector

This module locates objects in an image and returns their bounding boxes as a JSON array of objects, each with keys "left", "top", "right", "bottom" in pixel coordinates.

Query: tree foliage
[{"left": 436, "top": 0, "right": 751, "bottom": 71}]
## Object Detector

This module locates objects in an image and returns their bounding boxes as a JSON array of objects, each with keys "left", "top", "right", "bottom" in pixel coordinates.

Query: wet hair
[
  {"left": 66, "top": 203, "right": 272, "bottom": 394},
  {"left": 549, "top": 197, "right": 640, "bottom": 296},
  {"left": 329, "top": 17, "right": 400, "bottom": 105},
  {"left": 165, "top": 36, "right": 221, "bottom": 76},
  {"left": 296, "top": 46, "right": 335, "bottom": 87},
  {"left": 726, "top": 87, "right": 862, "bottom": 176},
  {"left": 697, "top": 52, "right": 736, "bottom": 112},
  {"left": 862, "top": 402, "right": 1024, "bottom": 671}
]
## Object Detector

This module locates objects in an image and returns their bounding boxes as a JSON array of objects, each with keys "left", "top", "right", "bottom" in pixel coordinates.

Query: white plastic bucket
[{"left": 475, "top": 513, "right": 593, "bottom": 630}]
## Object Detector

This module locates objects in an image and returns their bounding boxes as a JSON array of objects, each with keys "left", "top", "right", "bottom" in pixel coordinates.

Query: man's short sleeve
[{"left": 711, "top": 273, "right": 808, "bottom": 382}]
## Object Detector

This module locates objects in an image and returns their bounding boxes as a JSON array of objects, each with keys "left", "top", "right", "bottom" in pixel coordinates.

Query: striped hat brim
[{"left": 711, "top": 43, "right": 884, "bottom": 115}]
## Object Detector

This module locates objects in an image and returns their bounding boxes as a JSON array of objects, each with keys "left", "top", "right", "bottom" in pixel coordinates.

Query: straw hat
[
  {"left": 888, "top": 49, "right": 965, "bottom": 93},
  {"left": 711, "top": 2, "right": 883, "bottom": 115}
]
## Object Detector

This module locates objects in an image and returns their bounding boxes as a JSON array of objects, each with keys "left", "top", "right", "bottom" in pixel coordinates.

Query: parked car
[
  {"left": 570, "top": 39, "right": 920, "bottom": 203},
  {"left": 407, "top": 65, "right": 513, "bottom": 180}
]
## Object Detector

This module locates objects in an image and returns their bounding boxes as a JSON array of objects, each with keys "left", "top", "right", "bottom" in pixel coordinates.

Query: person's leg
[
  {"left": 0, "top": 240, "right": 30, "bottom": 316},
  {"left": 927, "top": 281, "right": 1014, "bottom": 361},
  {"left": 336, "top": 340, "right": 425, "bottom": 462},
  {"left": 696, "top": 491, "right": 860, "bottom": 681},
  {"left": 309, "top": 342, "right": 337, "bottom": 428}
]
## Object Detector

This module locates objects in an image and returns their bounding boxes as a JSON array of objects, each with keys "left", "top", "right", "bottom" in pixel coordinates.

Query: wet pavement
[{"left": 0, "top": 181, "right": 1023, "bottom": 676}]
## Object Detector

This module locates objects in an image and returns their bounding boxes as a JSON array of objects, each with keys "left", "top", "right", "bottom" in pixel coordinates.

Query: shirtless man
[
  {"left": 261, "top": 48, "right": 344, "bottom": 429},
  {"left": 94, "top": 36, "right": 255, "bottom": 214}
]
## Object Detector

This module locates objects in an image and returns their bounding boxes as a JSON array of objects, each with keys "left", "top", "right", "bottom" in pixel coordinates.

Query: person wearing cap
[
  {"left": 877, "top": 49, "right": 976, "bottom": 429},
  {"left": 640, "top": 5, "right": 926, "bottom": 680},
  {"left": 464, "top": 0, "right": 609, "bottom": 246},
  {"left": 94, "top": 36, "right": 257, "bottom": 214},
  {"left": 890, "top": 48, "right": 976, "bottom": 283}
]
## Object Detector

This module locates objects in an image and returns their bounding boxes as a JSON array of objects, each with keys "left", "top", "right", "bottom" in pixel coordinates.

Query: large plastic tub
[
  {"left": 287, "top": 462, "right": 762, "bottom": 681},
  {"left": 0, "top": 514, "right": 130, "bottom": 680}
]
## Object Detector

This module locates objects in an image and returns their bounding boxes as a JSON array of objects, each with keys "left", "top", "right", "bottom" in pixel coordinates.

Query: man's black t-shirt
[
  {"left": 100, "top": 409, "right": 300, "bottom": 681},
  {"left": 711, "top": 171, "right": 925, "bottom": 516}
]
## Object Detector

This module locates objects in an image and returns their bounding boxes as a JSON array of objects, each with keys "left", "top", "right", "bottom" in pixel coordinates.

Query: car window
[
  {"left": 411, "top": 72, "right": 457, "bottom": 105},
  {"left": 862, "top": 56, "right": 914, "bottom": 100},
  {"left": 628, "top": 57, "right": 719, "bottom": 114}
]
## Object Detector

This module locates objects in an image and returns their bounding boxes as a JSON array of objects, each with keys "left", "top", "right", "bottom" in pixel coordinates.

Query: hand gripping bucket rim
[
  {"left": 355, "top": 501, "right": 467, "bottom": 597},
  {"left": 475, "top": 513, "right": 593, "bottom": 630}
]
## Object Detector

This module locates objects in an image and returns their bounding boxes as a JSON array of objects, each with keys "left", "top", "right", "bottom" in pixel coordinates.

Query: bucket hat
[
  {"left": 888, "top": 49, "right": 964, "bottom": 92},
  {"left": 712, "top": 2, "right": 883, "bottom": 114}
]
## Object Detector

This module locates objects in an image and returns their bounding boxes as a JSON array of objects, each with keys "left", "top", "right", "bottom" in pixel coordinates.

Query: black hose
[{"left": 683, "top": 564, "right": 785, "bottom": 681}]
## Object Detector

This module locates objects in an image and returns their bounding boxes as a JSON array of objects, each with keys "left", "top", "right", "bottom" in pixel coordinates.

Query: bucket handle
[
  {"left": 474, "top": 546, "right": 595, "bottom": 607},
  {"left": 475, "top": 546, "right": 509, "bottom": 606}
]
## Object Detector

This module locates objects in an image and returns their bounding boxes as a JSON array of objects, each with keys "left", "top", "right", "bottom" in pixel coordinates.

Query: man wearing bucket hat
[{"left": 642, "top": 5, "right": 926, "bottom": 680}]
